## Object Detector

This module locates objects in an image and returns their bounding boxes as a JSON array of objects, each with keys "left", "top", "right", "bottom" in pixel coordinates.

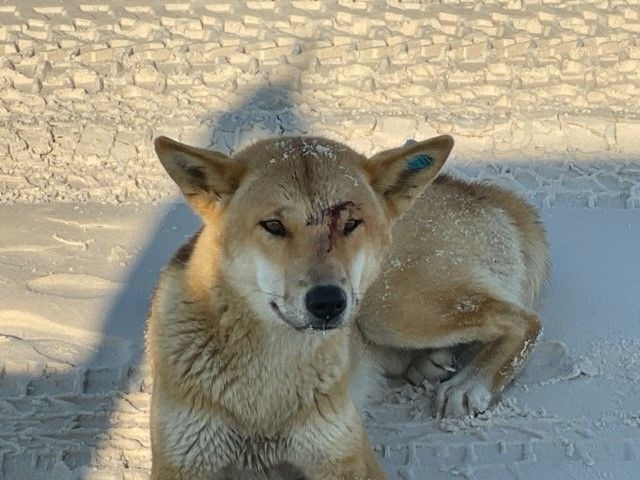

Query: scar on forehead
[
  {"left": 306, "top": 201, "right": 355, "bottom": 226},
  {"left": 306, "top": 201, "right": 357, "bottom": 252}
]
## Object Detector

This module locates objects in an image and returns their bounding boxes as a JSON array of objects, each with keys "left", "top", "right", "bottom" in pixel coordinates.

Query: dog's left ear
[{"left": 363, "top": 135, "right": 454, "bottom": 219}]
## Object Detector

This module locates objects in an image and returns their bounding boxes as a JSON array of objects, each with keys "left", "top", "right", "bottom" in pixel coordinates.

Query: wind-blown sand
[{"left": 1, "top": 1, "right": 640, "bottom": 478}]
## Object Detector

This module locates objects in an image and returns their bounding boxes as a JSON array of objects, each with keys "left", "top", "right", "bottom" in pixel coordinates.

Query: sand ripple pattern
[
  {"left": 26, "top": 273, "right": 120, "bottom": 298},
  {"left": 0, "top": 0, "right": 639, "bottom": 206}
]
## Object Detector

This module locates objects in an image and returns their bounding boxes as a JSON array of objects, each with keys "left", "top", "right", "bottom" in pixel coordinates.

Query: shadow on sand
[{"left": 1, "top": 83, "right": 307, "bottom": 478}]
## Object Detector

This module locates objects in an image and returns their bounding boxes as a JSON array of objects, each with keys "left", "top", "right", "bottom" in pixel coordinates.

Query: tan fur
[{"left": 147, "top": 135, "right": 548, "bottom": 478}]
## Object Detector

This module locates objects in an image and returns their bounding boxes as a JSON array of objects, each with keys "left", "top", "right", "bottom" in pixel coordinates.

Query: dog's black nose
[{"left": 305, "top": 285, "right": 347, "bottom": 329}]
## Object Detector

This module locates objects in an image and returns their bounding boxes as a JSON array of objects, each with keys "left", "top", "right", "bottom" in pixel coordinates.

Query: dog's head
[{"left": 154, "top": 135, "right": 453, "bottom": 332}]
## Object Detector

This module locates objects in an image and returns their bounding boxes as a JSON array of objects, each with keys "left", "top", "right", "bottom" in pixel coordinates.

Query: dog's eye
[
  {"left": 343, "top": 219, "right": 362, "bottom": 236},
  {"left": 260, "top": 220, "right": 286, "bottom": 237}
]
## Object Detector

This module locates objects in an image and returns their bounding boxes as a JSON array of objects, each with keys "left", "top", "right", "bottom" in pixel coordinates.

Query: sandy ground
[{"left": 1, "top": 1, "right": 640, "bottom": 479}]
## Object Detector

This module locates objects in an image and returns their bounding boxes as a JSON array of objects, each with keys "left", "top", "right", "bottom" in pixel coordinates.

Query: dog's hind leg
[
  {"left": 363, "top": 293, "right": 541, "bottom": 417},
  {"left": 438, "top": 298, "right": 541, "bottom": 417},
  {"left": 435, "top": 297, "right": 541, "bottom": 417}
]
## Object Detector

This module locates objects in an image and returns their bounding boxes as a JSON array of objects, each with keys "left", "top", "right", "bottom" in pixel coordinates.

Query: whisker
[{"left": 247, "top": 287, "right": 286, "bottom": 299}]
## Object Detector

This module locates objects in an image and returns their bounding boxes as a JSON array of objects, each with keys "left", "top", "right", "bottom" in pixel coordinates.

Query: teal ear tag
[{"left": 407, "top": 154, "right": 432, "bottom": 171}]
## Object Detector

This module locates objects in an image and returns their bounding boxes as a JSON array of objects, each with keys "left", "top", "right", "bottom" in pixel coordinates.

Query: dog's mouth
[
  {"left": 269, "top": 301, "right": 343, "bottom": 332},
  {"left": 270, "top": 301, "right": 306, "bottom": 330}
]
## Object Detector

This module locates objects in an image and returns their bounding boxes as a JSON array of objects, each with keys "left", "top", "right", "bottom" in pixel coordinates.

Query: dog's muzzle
[{"left": 305, "top": 285, "right": 347, "bottom": 330}]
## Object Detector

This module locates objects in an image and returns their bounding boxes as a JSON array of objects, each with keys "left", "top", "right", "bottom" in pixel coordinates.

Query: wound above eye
[{"left": 406, "top": 154, "right": 432, "bottom": 171}]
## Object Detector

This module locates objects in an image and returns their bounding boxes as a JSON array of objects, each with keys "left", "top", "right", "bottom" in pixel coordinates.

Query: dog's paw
[
  {"left": 406, "top": 348, "right": 457, "bottom": 385},
  {"left": 435, "top": 369, "right": 492, "bottom": 418}
]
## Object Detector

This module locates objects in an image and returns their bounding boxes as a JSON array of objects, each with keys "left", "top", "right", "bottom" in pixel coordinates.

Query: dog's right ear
[{"left": 154, "top": 136, "right": 246, "bottom": 217}]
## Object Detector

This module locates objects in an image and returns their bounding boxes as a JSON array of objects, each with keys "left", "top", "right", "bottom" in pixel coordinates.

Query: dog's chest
[
  {"left": 221, "top": 333, "right": 350, "bottom": 428},
  {"left": 161, "top": 403, "right": 290, "bottom": 474}
]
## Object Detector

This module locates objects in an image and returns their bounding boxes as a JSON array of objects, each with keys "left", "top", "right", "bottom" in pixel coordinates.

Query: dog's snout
[{"left": 305, "top": 285, "right": 347, "bottom": 329}]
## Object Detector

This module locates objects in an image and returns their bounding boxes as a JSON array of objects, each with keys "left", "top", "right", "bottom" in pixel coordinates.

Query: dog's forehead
[
  {"left": 239, "top": 137, "right": 358, "bottom": 164},
  {"left": 273, "top": 137, "right": 339, "bottom": 158},
  {"left": 236, "top": 137, "right": 365, "bottom": 200}
]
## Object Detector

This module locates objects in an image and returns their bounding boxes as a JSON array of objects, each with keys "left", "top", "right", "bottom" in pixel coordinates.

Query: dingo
[{"left": 148, "top": 134, "right": 548, "bottom": 479}]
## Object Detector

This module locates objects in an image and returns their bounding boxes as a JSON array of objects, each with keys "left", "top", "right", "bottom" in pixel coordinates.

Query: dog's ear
[
  {"left": 363, "top": 135, "right": 453, "bottom": 219},
  {"left": 154, "top": 136, "right": 245, "bottom": 216}
]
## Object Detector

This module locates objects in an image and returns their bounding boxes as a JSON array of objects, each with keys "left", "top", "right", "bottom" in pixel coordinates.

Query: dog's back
[
  {"left": 406, "top": 175, "right": 547, "bottom": 307},
  {"left": 360, "top": 175, "right": 547, "bottom": 322}
]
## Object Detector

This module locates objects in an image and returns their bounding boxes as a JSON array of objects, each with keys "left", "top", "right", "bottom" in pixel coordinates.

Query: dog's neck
[{"left": 183, "top": 225, "right": 222, "bottom": 303}]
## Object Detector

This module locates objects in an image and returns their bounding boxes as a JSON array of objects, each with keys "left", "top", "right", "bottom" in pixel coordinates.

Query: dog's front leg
[
  {"left": 291, "top": 422, "right": 386, "bottom": 480},
  {"left": 301, "top": 444, "right": 386, "bottom": 480},
  {"left": 150, "top": 455, "right": 187, "bottom": 480}
]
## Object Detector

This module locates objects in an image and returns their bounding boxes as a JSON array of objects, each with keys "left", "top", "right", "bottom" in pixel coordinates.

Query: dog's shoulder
[{"left": 147, "top": 227, "right": 203, "bottom": 348}]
